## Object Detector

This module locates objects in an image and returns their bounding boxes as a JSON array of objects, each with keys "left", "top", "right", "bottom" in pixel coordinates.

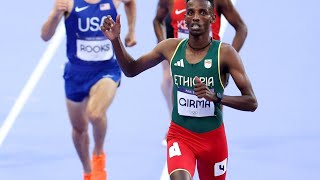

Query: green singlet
[{"left": 170, "top": 38, "right": 225, "bottom": 133}]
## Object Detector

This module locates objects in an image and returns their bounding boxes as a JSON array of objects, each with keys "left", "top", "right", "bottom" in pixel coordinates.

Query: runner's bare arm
[
  {"left": 153, "top": 0, "right": 169, "bottom": 42},
  {"left": 41, "top": 0, "right": 71, "bottom": 41},
  {"left": 220, "top": 43, "right": 257, "bottom": 111},
  {"left": 101, "top": 15, "right": 178, "bottom": 77},
  {"left": 122, "top": 0, "right": 137, "bottom": 47},
  {"left": 219, "top": 0, "right": 247, "bottom": 52},
  {"left": 112, "top": 40, "right": 168, "bottom": 77}
]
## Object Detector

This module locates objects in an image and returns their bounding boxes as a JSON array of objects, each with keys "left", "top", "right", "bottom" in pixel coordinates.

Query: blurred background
[{"left": 0, "top": 0, "right": 319, "bottom": 179}]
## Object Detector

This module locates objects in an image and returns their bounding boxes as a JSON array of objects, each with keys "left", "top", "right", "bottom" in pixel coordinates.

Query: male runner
[
  {"left": 153, "top": 0, "right": 247, "bottom": 145},
  {"left": 101, "top": 0, "right": 257, "bottom": 179},
  {"left": 41, "top": 0, "right": 136, "bottom": 179}
]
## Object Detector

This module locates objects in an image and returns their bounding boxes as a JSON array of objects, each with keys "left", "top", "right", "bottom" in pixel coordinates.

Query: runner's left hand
[
  {"left": 101, "top": 14, "right": 121, "bottom": 41},
  {"left": 194, "top": 76, "right": 215, "bottom": 102}
]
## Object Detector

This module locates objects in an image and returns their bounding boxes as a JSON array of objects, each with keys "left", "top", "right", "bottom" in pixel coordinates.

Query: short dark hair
[{"left": 186, "top": 0, "right": 215, "bottom": 9}]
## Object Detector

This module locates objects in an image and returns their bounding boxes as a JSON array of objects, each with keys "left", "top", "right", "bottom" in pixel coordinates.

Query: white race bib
[
  {"left": 214, "top": 158, "right": 227, "bottom": 176},
  {"left": 177, "top": 87, "right": 215, "bottom": 117},
  {"left": 76, "top": 39, "right": 113, "bottom": 61}
]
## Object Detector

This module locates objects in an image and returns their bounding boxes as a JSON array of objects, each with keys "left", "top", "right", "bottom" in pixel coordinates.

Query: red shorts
[{"left": 166, "top": 121, "right": 228, "bottom": 180}]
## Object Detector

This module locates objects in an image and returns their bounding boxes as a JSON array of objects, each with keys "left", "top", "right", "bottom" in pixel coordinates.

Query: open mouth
[{"left": 191, "top": 23, "right": 200, "bottom": 30}]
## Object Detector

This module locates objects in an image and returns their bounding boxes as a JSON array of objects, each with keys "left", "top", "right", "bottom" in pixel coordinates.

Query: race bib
[
  {"left": 178, "top": 28, "right": 189, "bottom": 39},
  {"left": 76, "top": 39, "right": 113, "bottom": 61},
  {"left": 177, "top": 87, "right": 215, "bottom": 117}
]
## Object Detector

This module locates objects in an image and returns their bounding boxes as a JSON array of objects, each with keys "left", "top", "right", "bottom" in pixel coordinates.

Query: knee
[
  {"left": 170, "top": 170, "right": 192, "bottom": 180},
  {"left": 72, "top": 124, "right": 88, "bottom": 135},
  {"left": 87, "top": 109, "right": 105, "bottom": 123}
]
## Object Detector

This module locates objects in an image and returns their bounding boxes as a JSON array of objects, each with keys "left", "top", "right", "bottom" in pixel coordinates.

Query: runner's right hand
[
  {"left": 54, "top": 0, "right": 68, "bottom": 15},
  {"left": 194, "top": 76, "right": 215, "bottom": 102}
]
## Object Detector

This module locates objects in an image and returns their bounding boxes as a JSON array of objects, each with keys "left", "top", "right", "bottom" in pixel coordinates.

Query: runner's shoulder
[{"left": 159, "top": 38, "right": 185, "bottom": 49}]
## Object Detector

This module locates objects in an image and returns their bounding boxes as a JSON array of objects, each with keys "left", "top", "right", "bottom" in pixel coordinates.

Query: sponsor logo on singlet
[
  {"left": 175, "top": 9, "right": 186, "bottom": 15},
  {"left": 174, "top": 59, "right": 184, "bottom": 67},
  {"left": 76, "top": 39, "right": 113, "bottom": 61},
  {"left": 75, "top": 6, "right": 89, "bottom": 12}
]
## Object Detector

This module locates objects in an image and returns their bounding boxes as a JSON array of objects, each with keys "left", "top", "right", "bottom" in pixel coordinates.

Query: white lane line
[
  {"left": 159, "top": 0, "right": 237, "bottom": 179},
  {"left": 0, "top": 23, "right": 65, "bottom": 147},
  {"left": 160, "top": 161, "right": 169, "bottom": 180}
]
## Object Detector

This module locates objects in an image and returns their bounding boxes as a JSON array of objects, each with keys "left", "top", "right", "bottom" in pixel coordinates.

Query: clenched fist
[{"left": 54, "top": 0, "right": 68, "bottom": 16}]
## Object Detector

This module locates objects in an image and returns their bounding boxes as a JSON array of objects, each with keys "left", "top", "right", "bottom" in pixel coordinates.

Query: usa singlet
[
  {"left": 63, "top": 0, "right": 121, "bottom": 102},
  {"left": 65, "top": 0, "right": 120, "bottom": 69}
]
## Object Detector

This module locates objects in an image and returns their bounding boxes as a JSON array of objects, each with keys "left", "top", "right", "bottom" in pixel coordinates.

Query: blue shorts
[{"left": 63, "top": 62, "right": 121, "bottom": 102}]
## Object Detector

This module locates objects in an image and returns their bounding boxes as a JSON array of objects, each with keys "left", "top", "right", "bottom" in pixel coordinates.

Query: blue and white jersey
[{"left": 65, "top": 0, "right": 119, "bottom": 69}]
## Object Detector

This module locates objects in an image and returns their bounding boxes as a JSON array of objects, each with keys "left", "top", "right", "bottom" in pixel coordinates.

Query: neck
[
  {"left": 188, "top": 37, "right": 212, "bottom": 51},
  {"left": 85, "top": 0, "right": 101, "bottom": 4}
]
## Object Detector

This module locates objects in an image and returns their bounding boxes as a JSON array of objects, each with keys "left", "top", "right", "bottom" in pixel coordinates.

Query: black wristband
[{"left": 216, "top": 92, "right": 223, "bottom": 103}]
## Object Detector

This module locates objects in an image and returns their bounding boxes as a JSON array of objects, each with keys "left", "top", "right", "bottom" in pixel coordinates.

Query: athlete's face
[{"left": 185, "top": 0, "right": 215, "bottom": 36}]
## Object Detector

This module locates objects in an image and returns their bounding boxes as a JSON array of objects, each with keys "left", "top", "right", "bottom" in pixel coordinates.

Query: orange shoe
[
  {"left": 91, "top": 153, "right": 107, "bottom": 180},
  {"left": 84, "top": 173, "right": 91, "bottom": 180}
]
